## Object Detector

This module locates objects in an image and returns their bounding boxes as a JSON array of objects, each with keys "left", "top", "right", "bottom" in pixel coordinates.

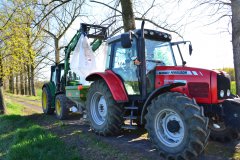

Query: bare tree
[
  {"left": 120, "top": 0, "right": 136, "bottom": 31},
  {"left": 90, "top": 0, "right": 184, "bottom": 37},
  {"left": 231, "top": 0, "right": 240, "bottom": 95},
  {"left": 36, "top": 0, "right": 86, "bottom": 64},
  {"left": 184, "top": 0, "right": 240, "bottom": 95}
]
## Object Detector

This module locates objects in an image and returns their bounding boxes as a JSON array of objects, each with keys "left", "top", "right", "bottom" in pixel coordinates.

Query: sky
[
  {"left": 182, "top": 21, "right": 233, "bottom": 69},
  {"left": 63, "top": 0, "right": 234, "bottom": 71}
]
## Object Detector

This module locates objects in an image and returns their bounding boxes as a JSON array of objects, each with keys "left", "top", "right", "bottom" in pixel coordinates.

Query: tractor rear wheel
[
  {"left": 145, "top": 92, "right": 210, "bottom": 160},
  {"left": 42, "top": 87, "right": 54, "bottom": 114},
  {"left": 209, "top": 117, "right": 239, "bottom": 142},
  {"left": 55, "top": 94, "right": 69, "bottom": 120},
  {"left": 86, "top": 80, "right": 123, "bottom": 136}
]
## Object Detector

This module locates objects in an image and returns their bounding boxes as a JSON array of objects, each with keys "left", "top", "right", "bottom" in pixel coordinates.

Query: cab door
[{"left": 111, "top": 39, "right": 140, "bottom": 96}]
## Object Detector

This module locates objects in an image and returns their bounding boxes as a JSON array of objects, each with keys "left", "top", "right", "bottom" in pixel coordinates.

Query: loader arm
[{"left": 63, "top": 23, "right": 108, "bottom": 86}]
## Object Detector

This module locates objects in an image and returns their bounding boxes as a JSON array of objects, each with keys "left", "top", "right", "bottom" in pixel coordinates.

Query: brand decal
[{"left": 157, "top": 70, "right": 195, "bottom": 75}]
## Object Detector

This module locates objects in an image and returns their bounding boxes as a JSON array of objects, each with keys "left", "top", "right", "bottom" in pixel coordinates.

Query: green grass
[
  {"left": 0, "top": 100, "right": 81, "bottom": 160},
  {"left": 231, "top": 81, "right": 236, "bottom": 95},
  {"left": 36, "top": 88, "right": 42, "bottom": 98},
  {"left": 5, "top": 100, "right": 26, "bottom": 115}
]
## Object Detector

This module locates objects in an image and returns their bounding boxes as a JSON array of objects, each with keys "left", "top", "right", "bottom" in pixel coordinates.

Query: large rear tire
[
  {"left": 145, "top": 92, "right": 210, "bottom": 160},
  {"left": 55, "top": 94, "right": 69, "bottom": 120},
  {"left": 86, "top": 80, "right": 123, "bottom": 136},
  {"left": 42, "top": 87, "right": 54, "bottom": 114}
]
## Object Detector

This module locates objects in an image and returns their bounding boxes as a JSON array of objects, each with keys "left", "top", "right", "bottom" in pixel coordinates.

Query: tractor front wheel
[
  {"left": 42, "top": 87, "right": 54, "bottom": 114},
  {"left": 55, "top": 94, "right": 69, "bottom": 120},
  {"left": 145, "top": 92, "right": 210, "bottom": 160},
  {"left": 209, "top": 117, "right": 239, "bottom": 142},
  {"left": 86, "top": 80, "right": 123, "bottom": 136}
]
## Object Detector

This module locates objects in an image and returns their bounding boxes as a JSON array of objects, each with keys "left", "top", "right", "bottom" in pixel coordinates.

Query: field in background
[{"left": 231, "top": 81, "right": 237, "bottom": 95}]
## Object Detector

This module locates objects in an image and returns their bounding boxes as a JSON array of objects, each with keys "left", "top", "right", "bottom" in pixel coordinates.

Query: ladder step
[
  {"left": 122, "top": 125, "right": 138, "bottom": 130},
  {"left": 123, "top": 116, "right": 137, "bottom": 120},
  {"left": 124, "top": 106, "right": 138, "bottom": 110}
]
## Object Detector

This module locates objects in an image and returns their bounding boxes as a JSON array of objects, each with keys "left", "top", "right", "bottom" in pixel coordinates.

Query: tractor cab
[{"left": 106, "top": 26, "right": 193, "bottom": 98}]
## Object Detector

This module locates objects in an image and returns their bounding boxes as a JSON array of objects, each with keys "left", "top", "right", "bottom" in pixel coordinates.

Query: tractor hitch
[{"left": 223, "top": 98, "right": 240, "bottom": 131}]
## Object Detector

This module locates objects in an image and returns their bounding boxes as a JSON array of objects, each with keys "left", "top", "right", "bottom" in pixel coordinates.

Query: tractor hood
[{"left": 154, "top": 66, "right": 231, "bottom": 104}]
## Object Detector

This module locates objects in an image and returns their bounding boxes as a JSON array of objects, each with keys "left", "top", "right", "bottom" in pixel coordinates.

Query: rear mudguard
[
  {"left": 140, "top": 82, "right": 186, "bottom": 124},
  {"left": 222, "top": 98, "right": 240, "bottom": 131},
  {"left": 86, "top": 70, "right": 128, "bottom": 103}
]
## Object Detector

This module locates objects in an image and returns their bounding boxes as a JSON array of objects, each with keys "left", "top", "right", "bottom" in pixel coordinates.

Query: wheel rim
[
  {"left": 90, "top": 92, "right": 107, "bottom": 125},
  {"left": 155, "top": 109, "right": 185, "bottom": 147},
  {"left": 56, "top": 100, "right": 61, "bottom": 116},
  {"left": 42, "top": 91, "right": 47, "bottom": 110}
]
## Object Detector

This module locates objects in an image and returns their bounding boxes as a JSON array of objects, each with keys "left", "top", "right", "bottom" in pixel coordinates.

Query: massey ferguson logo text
[{"left": 157, "top": 70, "right": 195, "bottom": 75}]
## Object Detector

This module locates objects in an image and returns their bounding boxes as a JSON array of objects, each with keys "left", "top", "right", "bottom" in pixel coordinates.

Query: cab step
[
  {"left": 123, "top": 116, "right": 137, "bottom": 120},
  {"left": 124, "top": 106, "right": 138, "bottom": 110},
  {"left": 122, "top": 125, "right": 138, "bottom": 130}
]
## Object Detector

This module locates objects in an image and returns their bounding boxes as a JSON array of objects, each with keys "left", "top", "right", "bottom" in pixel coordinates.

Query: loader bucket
[{"left": 223, "top": 98, "right": 240, "bottom": 131}]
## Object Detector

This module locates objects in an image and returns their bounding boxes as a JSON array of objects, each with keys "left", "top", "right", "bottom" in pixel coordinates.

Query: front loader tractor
[{"left": 42, "top": 21, "right": 240, "bottom": 160}]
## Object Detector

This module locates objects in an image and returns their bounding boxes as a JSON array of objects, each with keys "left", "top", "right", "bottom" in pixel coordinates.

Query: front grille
[
  {"left": 217, "top": 74, "right": 231, "bottom": 99},
  {"left": 188, "top": 82, "right": 209, "bottom": 98}
]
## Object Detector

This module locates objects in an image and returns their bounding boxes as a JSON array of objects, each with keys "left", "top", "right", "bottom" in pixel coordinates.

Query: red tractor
[{"left": 42, "top": 21, "right": 240, "bottom": 160}]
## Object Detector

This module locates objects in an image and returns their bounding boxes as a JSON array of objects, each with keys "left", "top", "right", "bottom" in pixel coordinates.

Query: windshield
[{"left": 145, "top": 39, "right": 176, "bottom": 68}]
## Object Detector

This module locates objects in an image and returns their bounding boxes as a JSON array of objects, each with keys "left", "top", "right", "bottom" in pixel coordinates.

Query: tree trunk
[
  {"left": 24, "top": 66, "right": 28, "bottom": 95},
  {"left": 55, "top": 39, "right": 60, "bottom": 64},
  {"left": 3, "top": 80, "right": 6, "bottom": 90},
  {"left": 20, "top": 71, "right": 24, "bottom": 95},
  {"left": 30, "top": 64, "right": 36, "bottom": 96},
  {"left": 9, "top": 69, "right": 14, "bottom": 94},
  {"left": 26, "top": 23, "right": 35, "bottom": 96},
  {"left": 16, "top": 74, "right": 19, "bottom": 94},
  {"left": 231, "top": 0, "right": 240, "bottom": 95},
  {"left": 0, "top": 54, "right": 5, "bottom": 114},
  {"left": 120, "top": 0, "right": 136, "bottom": 32},
  {"left": 27, "top": 65, "right": 31, "bottom": 95},
  {"left": 0, "top": 86, "right": 5, "bottom": 114}
]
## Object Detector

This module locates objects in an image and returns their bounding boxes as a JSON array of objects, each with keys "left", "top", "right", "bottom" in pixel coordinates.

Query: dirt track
[{"left": 6, "top": 95, "right": 240, "bottom": 160}]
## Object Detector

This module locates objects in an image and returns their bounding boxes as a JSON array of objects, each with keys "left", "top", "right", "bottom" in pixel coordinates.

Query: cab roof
[{"left": 107, "top": 29, "right": 172, "bottom": 44}]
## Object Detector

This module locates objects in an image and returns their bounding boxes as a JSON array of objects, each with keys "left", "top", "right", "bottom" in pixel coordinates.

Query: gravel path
[{"left": 6, "top": 95, "right": 42, "bottom": 113}]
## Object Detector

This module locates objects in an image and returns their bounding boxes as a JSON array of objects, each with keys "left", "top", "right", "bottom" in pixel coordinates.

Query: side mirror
[
  {"left": 189, "top": 44, "right": 193, "bottom": 55},
  {"left": 121, "top": 31, "right": 133, "bottom": 48}
]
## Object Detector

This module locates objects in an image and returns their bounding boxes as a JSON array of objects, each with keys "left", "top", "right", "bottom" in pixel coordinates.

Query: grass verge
[{"left": 0, "top": 100, "right": 80, "bottom": 160}]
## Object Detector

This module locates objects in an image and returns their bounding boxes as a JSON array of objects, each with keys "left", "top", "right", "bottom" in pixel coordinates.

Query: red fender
[{"left": 86, "top": 70, "right": 129, "bottom": 103}]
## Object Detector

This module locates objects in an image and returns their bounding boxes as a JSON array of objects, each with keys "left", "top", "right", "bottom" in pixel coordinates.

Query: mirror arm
[{"left": 176, "top": 45, "right": 186, "bottom": 66}]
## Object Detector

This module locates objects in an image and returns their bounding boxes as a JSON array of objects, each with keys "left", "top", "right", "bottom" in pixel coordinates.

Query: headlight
[
  {"left": 220, "top": 90, "right": 224, "bottom": 97},
  {"left": 227, "top": 89, "right": 231, "bottom": 96}
]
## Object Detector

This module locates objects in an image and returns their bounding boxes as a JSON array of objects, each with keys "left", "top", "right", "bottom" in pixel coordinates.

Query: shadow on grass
[
  {"left": 0, "top": 114, "right": 81, "bottom": 160},
  {"left": 1, "top": 113, "right": 239, "bottom": 160}
]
